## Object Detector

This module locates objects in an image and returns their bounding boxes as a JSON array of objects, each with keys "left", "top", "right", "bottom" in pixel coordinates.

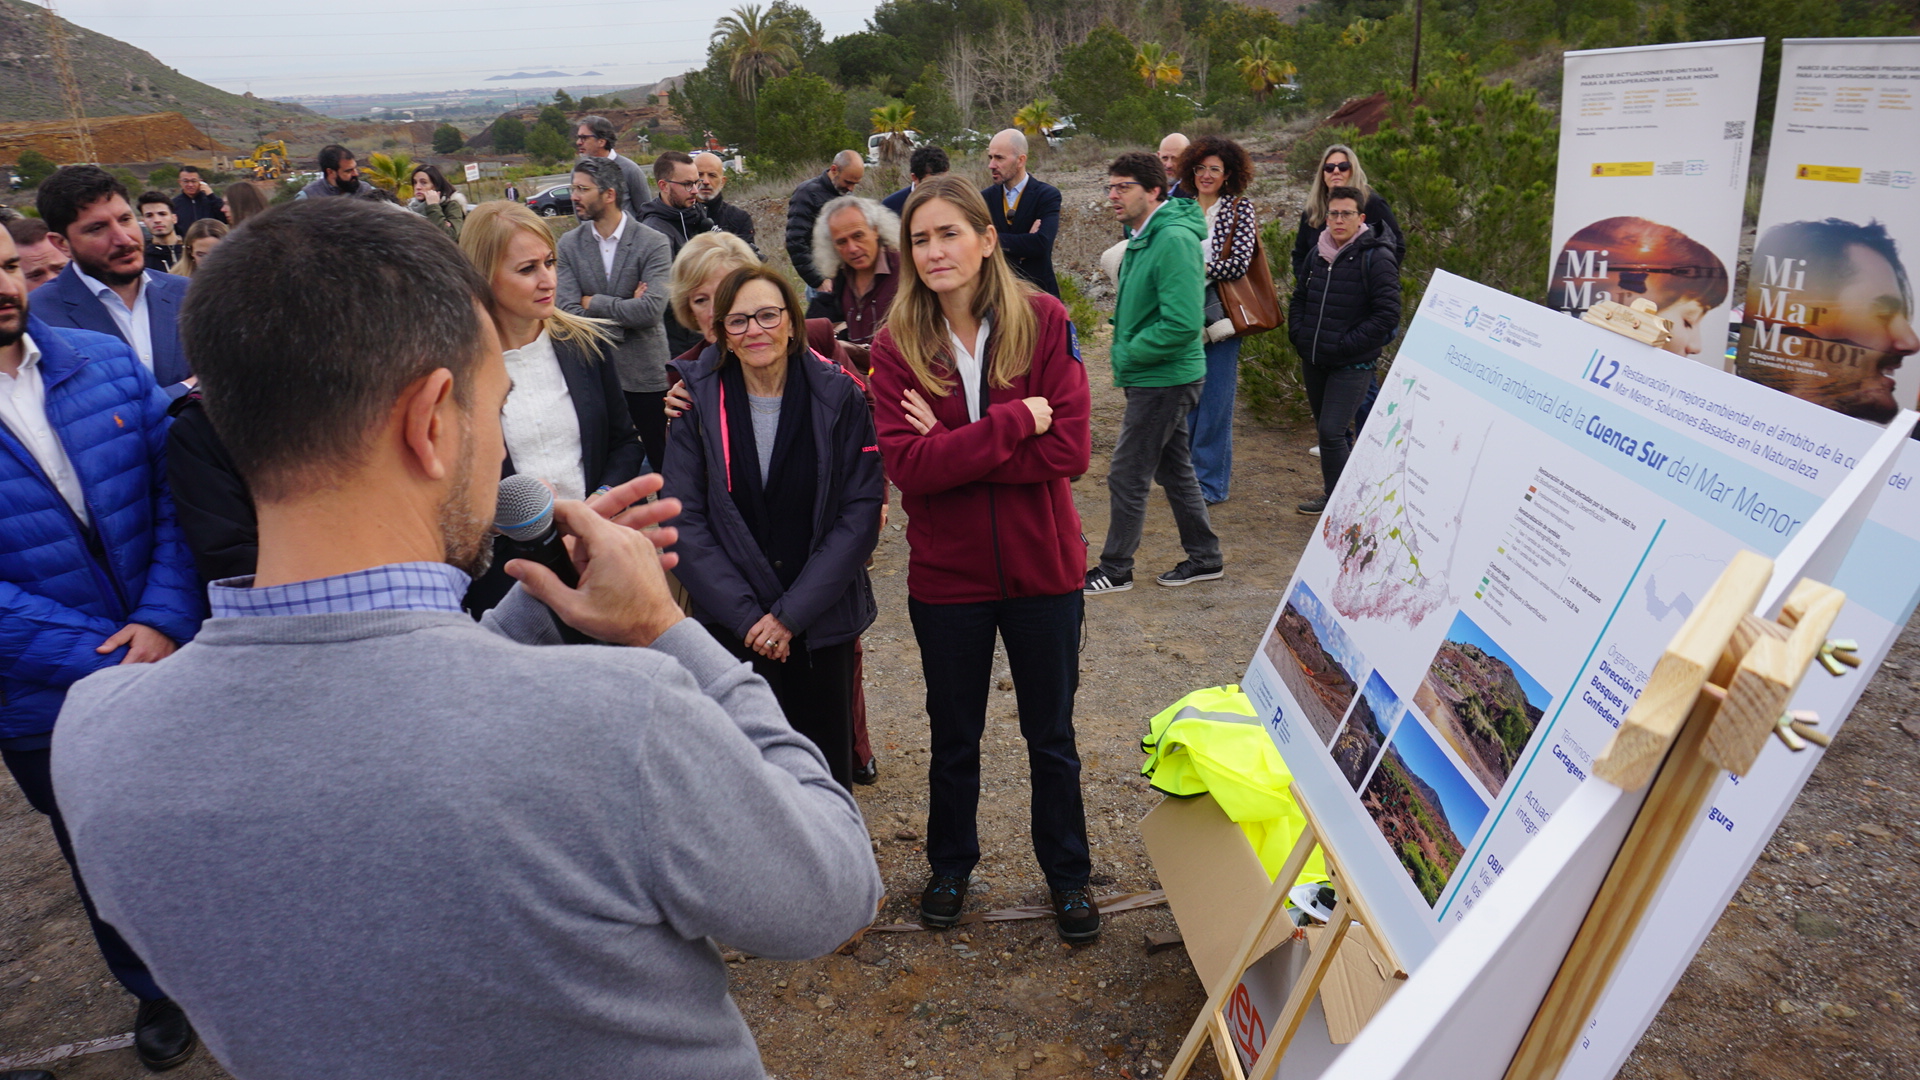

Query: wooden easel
[
  {"left": 1501, "top": 551, "right": 1842, "bottom": 1077},
  {"left": 1165, "top": 789, "right": 1403, "bottom": 1080}
]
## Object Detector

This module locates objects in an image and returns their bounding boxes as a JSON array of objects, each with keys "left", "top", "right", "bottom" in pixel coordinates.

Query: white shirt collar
[
  {"left": 595, "top": 213, "right": 626, "bottom": 244},
  {"left": 74, "top": 264, "right": 147, "bottom": 307},
  {"left": 1003, "top": 172, "right": 1030, "bottom": 200},
  {"left": 16, "top": 332, "right": 43, "bottom": 372}
]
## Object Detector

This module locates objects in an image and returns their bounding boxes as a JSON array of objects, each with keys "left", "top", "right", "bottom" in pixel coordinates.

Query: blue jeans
[
  {"left": 1189, "top": 336, "right": 1242, "bottom": 503},
  {"left": 909, "top": 592, "right": 1091, "bottom": 891}
]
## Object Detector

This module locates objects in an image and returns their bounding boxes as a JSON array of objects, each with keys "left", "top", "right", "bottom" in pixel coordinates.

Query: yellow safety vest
[{"left": 1140, "top": 685, "right": 1330, "bottom": 886}]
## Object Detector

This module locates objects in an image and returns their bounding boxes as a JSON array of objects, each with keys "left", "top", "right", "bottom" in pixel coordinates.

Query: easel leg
[
  {"left": 1166, "top": 821, "right": 1321, "bottom": 1080},
  {"left": 1247, "top": 896, "right": 1352, "bottom": 1080}
]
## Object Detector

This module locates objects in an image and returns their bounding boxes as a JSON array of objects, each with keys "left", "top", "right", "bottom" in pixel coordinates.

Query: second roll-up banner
[
  {"left": 1548, "top": 38, "right": 1765, "bottom": 369},
  {"left": 1735, "top": 36, "right": 1920, "bottom": 426}
]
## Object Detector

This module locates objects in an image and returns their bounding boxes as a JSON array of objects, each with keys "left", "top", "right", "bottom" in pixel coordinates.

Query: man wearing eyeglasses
[
  {"left": 575, "top": 116, "right": 649, "bottom": 220},
  {"left": 1287, "top": 186, "right": 1401, "bottom": 516},
  {"left": 557, "top": 157, "right": 674, "bottom": 473},
  {"left": 637, "top": 151, "right": 718, "bottom": 357}
]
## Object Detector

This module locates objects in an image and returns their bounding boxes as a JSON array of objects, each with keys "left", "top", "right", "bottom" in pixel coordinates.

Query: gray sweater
[{"left": 52, "top": 588, "right": 882, "bottom": 1079}]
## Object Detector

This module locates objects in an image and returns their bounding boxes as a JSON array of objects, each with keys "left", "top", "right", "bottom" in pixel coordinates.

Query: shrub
[
  {"left": 755, "top": 72, "right": 859, "bottom": 170},
  {"left": 1238, "top": 219, "right": 1311, "bottom": 425},
  {"left": 148, "top": 164, "right": 180, "bottom": 188},
  {"left": 492, "top": 116, "right": 527, "bottom": 153},
  {"left": 525, "top": 125, "right": 572, "bottom": 165},
  {"left": 433, "top": 124, "right": 465, "bottom": 154},
  {"left": 1056, "top": 273, "right": 1104, "bottom": 342}
]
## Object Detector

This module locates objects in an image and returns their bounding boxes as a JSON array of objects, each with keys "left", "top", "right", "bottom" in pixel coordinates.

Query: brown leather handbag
[{"left": 1217, "top": 197, "right": 1283, "bottom": 336}]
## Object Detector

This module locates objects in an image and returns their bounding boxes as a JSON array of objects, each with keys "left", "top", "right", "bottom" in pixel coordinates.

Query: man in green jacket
[{"left": 1086, "top": 152, "right": 1223, "bottom": 594}]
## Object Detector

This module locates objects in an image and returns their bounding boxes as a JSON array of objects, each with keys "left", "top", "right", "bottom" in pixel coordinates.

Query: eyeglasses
[
  {"left": 1326, "top": 210, "right": 1361, "bottom": 220},
  {"left": 723, "top": 307, "right": 788, "bottom": 335},
  {"left": 660, "top": 177, "right": 696, "bottom": 190},
  {"left": 1103, "top": 181, "right": 1142, "bottom": 195},
  {"left": 573, "top": 133, "right": 592, "bottom": 141},
  {"left": 1323, "top": 161, "right": 1352, "bottom": 174}
]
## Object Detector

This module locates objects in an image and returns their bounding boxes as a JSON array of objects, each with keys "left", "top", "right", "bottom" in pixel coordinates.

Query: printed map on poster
[{"left": 1242, "top": 272, "right": 1920, "bottom": 1003}]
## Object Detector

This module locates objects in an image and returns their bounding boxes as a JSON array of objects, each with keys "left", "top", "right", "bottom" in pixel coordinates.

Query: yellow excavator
[{"left": 233, "top": 140, "right": 291, "bottom": 180}]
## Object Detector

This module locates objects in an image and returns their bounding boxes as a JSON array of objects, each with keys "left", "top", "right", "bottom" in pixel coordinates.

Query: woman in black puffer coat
[{"left": 1287, "top": 186, "right": 1402, "bottom": 515}]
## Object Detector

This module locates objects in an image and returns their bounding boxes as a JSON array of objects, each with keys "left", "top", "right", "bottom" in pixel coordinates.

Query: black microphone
[{"left": 494, "top": 475, "right": 594, "bottom": 644}]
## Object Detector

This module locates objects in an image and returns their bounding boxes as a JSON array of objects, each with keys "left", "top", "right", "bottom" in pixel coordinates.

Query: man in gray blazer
[{"left": 557, "top": 157, "right": 673, "bottom": 473}]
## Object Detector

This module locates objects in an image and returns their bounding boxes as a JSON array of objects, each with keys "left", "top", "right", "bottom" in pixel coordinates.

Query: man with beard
[
  {"left": 296, "top": 144, "right": 379, "bottom": 200},
  {"left": 637, "top": 151, "right": 716, "bottom": 356},
  {"left": 1737, "top": 218, "right": 1920, "bottom": 423},
  {"left": 5, "top": 217, "right": 70, "bottom": 292},
  {"left": 558, "top": 156, "right": 674, "bottom": 473},
  {"left": 984, "top": 128, "right": 1062, "bottom": 297},
  {"left": 139, "top": 190, "right": 185, "bottom": 273},
  {"left": 31, "top": 166, "right": 193, "bottom": 397},
  {"left": 49, "top": 198, "right": 882, "bottom": 1080},
  {"left": 693, "top": 151, "right": 755, "bottom": 248},
  {"left": 575, "top": 116, "right": 649, "bottom": 220},
  {"left": 0, "top": 220, "right": 207, "bottom": 1073}
]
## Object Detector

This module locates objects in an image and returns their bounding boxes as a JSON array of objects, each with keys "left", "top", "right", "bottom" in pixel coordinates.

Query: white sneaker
[{"left": 1308, "top": 445, "right": 1321, "bottom": 457}]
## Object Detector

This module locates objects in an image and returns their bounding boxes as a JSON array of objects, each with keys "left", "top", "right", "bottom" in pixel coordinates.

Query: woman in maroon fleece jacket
[{"left": 868, "top": 175, "right": 1101, "bottom": 944}]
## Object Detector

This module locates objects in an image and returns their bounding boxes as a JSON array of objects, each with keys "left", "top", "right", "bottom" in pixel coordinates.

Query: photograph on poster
[
  {"left": 1735, "top": 216, "right": 1919, "bottom": 423},
  {"left": 1411, "top": 610, "right": 1553, "bottom": 797},
  {"left": 1361, "top": 713, "right": 1491, "bottom": 905},
  {"left": 1332, "top": 670, "right": 1406, "bottom": 790},
  {"left": 1262, "top": 580, "right": 1366, "bottom": 743},
  {"left": 1547, "top": 216, "right": 1732, "bottom": 360}
]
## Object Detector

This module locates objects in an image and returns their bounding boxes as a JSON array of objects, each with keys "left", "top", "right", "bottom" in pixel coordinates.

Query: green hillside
[{"left": 0, "top": 0, "right": 311, "bottom": 144}]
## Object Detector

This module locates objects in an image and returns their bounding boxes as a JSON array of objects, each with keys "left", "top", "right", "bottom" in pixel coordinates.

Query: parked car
[
  {"left": 866, "top": 130, "right": 921, "bottom": 165},
  {"left": 527, "top": 185, "right": 573, "bottom": 217}
]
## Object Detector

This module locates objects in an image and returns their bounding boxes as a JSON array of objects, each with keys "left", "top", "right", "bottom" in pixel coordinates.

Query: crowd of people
[{"left": 0, "top": 121, "right": 1405, "bottom": 1078}]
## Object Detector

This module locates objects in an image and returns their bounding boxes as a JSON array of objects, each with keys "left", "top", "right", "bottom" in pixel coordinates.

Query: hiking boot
[
  {"left": 1157, "top": 561, "right": 1224, "bottom": 587},
  {"left": 1297, "top": 496, "right": 1328, "bottom": 515},
  {"left": 1051, "top": 886, "right": 1102, "bottom": 944},
  {"left": 1084, "top": 568, "right": 1133, "bottom": 595},
  {"left": 919, "top": 874, "right": 969, "bottom": 928}
]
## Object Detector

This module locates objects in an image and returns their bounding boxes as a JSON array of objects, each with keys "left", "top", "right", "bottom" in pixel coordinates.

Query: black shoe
[
  {"left": 853, "top": 757, "right": 878, "bottom": 785},
  {"left": 919, "top": 874, "right": 969, "bottom": 928},
  {"left": 1084, "top": 567, "right": 1133, "bottom": 594},
  {"left": 1157, "top": 560, "right": 1224, "bottom": 587},
  {"left": 1052, "top": 886, "right": 1102, "bottom": 944},
  {"left": 1297, "top": 496, "right": 1328, "bottom": 515},
  {"left": 134, "top": 997, "right": 198, "bottom": 1072}
]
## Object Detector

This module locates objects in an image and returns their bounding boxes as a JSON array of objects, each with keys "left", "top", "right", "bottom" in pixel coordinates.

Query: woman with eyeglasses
[
  {"left": 661, "top": 264, "right": 883, "bottom": 790},
  {"left": 1291, "top": 144, "right": 1403, "bottom": 279},
  {"left": 867, "top": 175, "right": 1100, "bottom": 944},
  {"left": 1176, "top": 134, "right": 1259, "bottom": 506}
]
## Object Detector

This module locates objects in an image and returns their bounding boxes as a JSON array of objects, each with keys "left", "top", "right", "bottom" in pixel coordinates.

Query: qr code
[{"left": 1724, "top": 121, "right": 1746, "bottom": 140}]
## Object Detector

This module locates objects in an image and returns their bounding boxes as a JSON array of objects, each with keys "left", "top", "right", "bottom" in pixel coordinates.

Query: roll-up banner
[
  {"left": 1549, "top": 38, "right": 1765, "bottom": 369},
  {"left": 1735, "top": 37, "right": 1920, "bottom": 426}
]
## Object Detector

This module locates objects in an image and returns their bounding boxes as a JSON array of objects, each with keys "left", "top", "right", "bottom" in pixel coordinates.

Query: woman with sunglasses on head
[
  {"left": 1292, "top": 144, "right": 1403, "bottom": 279},
  {"left": 867, "top": 175, "right": 1100, "bottom": 944},
  {"left": 661, "top": 265, "right": 883, "bottom": 790}
]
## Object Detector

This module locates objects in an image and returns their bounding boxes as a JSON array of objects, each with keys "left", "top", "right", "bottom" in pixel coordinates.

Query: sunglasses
[{"left": 1323, "top": 161, "right": 1352, "bottom": 173}]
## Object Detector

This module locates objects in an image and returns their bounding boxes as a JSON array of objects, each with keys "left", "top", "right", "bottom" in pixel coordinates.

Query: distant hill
[
  {"left": 0, "top": 0, "right": 312, "bottom": 148},
  {"left": 488, "top": 71, "right": 573, "bottom": 81}
]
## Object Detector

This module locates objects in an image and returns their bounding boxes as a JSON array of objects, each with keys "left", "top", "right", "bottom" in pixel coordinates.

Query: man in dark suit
[
  {"left": 883, "top": 145, "right": 949, "bottom": 217},
  {"left": 556, "top": 157, "right": 674, "bottom": 473},
  {"left": 984, "top": 129, "right": 1061, "bottom": 297},
  {"left": 34, "top": 166, "right": 193, "bottom": 398}
]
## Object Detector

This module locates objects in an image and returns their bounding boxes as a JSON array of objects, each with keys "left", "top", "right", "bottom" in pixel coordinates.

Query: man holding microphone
[{"left": 51, "top": 199, "right": 883, "bottom": 1079}]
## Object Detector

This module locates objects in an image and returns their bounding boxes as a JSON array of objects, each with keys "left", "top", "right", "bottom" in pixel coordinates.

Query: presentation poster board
[
  {"left": 1549, "top": 39, "right": 1764, "bottom": 369},
  {"left": 1735, "top": 37, "right": 1920, "bottom": 423},
  {"left": 1240, "top": 271, "right": 1920, "bottom": 1069}
]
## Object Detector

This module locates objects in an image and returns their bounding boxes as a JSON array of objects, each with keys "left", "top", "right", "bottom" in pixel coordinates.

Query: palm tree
[
  {"left": 1236, "top": 37, "right": 1297, "bottom": 102},
  {"left": 710, "top": 3, "right": 801, "bottom": 102},
  {"left": 1012, "top": 99, "right": 1057, "bottom": 154},
  {"left": 1134, "top": 42, "right": 1183, "bottom": 90},
  {"left": 364, "top": 151, "right": 416, "bottom": 199},
  {"left": 871, "top": 101, "right": 916, "bottom": 164}
]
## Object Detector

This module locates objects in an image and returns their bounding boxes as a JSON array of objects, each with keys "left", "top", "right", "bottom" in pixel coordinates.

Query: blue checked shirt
[{"left": 209, "top": 562, "right": 472, "bottom": 618}]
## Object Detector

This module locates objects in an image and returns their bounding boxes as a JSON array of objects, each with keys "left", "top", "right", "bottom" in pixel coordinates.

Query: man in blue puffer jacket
[{"left": 0, "top": 225, "right": 205, "bottom": 1071}]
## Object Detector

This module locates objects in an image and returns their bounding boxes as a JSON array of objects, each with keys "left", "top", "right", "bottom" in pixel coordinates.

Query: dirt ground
[{"left": 4, "top": 158, "right": 1917, "bottom": 1079}]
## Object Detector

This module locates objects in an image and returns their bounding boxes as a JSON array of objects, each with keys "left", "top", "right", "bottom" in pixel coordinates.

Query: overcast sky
[{"left": 57, "top": 0, "right": 880, "bottom": 99}]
